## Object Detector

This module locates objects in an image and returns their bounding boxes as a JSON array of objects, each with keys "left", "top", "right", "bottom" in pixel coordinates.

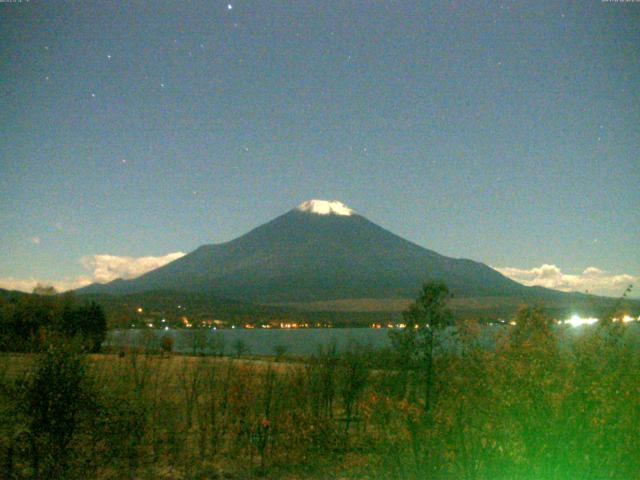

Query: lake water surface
[
  {"left": 107, "top": 328, "right": 395, "bottom": 356},
  {"left": 106, "top": 323, "right": 640, "bottom": 356}
]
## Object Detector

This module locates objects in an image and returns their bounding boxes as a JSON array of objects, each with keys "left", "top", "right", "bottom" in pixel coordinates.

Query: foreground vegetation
[
  {"left": 1, "top": 315, "right": 638, "bottom": 478},
  {"left": 0, "top": 282, "right": 638, "bottom": 478}
]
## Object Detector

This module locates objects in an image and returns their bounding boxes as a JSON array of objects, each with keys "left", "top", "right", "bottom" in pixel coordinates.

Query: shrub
[{"left": 161, "top": 334, "right": 174, "bottom": 355}]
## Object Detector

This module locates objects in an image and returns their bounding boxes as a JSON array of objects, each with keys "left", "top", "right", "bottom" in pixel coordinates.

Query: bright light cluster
[
  {"left": 612, "top": 315, "right": 637, "bottom": 323},
  {"left": 564, "top": 314, "right": 599, "bottom": 327},
  {"left": 562, "top": 313, "right": 639, "bottom": 327}
]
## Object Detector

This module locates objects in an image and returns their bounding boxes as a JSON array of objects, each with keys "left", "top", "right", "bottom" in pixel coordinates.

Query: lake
[
  {"left": 107, "top": 322, "right": 640, "bottom": 356},
  {"left": 107, "top": 327, "right": 396, "bottom": 356}
]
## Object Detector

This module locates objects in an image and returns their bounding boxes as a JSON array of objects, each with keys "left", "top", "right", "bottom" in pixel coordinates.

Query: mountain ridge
[{"left": 75, "top": 201, "right": 619, "bottom": 311}]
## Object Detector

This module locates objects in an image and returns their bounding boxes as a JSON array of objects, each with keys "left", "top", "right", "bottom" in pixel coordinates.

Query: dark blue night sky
[{"left": 1, "top": 1, "right": 638, "bottom": 296}]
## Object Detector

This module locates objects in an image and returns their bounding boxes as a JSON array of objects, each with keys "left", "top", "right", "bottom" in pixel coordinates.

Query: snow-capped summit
[{"left": 296, "top": 199, "right": 354, "bottom": 216}]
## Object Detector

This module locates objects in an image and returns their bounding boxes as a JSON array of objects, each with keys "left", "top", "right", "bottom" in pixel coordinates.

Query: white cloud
[
  {"left": 495, "top": 263, "right": 637, "bottom": 298},
  {"left": 80, "top": 252, "right": 186, "bottom": 283},
  {"left": 30, "top": 236, "right": 41, "bottom": 245},
  {"left": 0, "top": 251, "right": 186, "bottom": 293}
]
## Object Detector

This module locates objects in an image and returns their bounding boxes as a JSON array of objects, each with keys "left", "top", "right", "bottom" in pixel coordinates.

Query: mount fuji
[{"left": 77, "top": 199, "right": 572, "bottom": 310}]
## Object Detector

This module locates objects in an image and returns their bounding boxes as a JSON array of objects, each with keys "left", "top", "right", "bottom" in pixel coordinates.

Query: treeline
[
  {"left": 86, "top": 290, "right": 403, "bottom": 330},
  {"left": 0, "top": 292, "right": 107, "bottom": 353}
]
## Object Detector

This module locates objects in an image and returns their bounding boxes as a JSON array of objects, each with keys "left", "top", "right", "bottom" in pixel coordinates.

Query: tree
[
  {"left": 76, "top": 302, "right": 108, "bottom": 353},
  {"left": 508, "top": 304, "right": 554, "bottom": 347},
  {"left": 494, "top": 305, "right": 563, "bottom": 477},
  {"left": 32, "top": 284, "right": 58, "bottom": 296},
  {"left": 390, "top": 281, "right": 452, "bottom": 410},
  {"left": 338, "top": 345, "right": 369, "bottom": 441},
  {"left": 1, "top": 294, "right": 52, "bottom": 351},
  {"left": 233, "top": 339, "right": 249, "bottom": 358},
  {"left": 207, "top": 332, "right": 226, "bottom": 356},
  {"left": 161, "top": 334, "right": 174, "bottom": 355},
  {"left": 0, "top": 294, "right": 107, "bottom": 352},
  {"left": 56, "top": 298, "right": 107, "bottom": 352},
  {"left": 273, "top": 344, "right": 287, "bottom": 362},
  {"left": 19, "top": 340, "right": 95, "bottom": 478}
]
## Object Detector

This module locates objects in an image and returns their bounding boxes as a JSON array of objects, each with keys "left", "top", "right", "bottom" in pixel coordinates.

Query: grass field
[{"left": 1, "top": 310, "right": 639, "bottom": 479}]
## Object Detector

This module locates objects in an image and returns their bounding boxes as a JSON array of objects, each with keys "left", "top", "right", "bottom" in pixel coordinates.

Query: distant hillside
[
  {"left": 279, "top": 293, "right": 639, "bottom": 320},
  {"left": 77, "top": 289, "right": 406, "bottom": 327},
  {"left": 79, "top": 290, "right": 287, "bottom": 326},
  {"left": 0, "top": 288, "right": 29, "bottom": 300},
  {"left": 84, "top": 289, "right": 639, "bottom": 327}
]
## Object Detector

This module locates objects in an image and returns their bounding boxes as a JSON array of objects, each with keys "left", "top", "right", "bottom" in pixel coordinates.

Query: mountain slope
[{"left": 77, "top": 200, "right": 540, "bottom": 303}]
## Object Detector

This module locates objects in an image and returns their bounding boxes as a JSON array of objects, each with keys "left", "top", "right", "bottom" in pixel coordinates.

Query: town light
[{"left": 564, "top": 314, "right": 598, "bottom": 327}]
